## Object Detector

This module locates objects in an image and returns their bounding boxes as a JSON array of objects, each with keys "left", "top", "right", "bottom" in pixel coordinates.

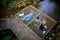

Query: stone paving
[{"left": 7, "top": 16, "right": 42, "bottom": 40}]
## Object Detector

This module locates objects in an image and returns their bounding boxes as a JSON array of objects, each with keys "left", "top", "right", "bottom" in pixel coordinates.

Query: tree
[{"left": 0, "top": 0, "right": 15, "bottom": 7}]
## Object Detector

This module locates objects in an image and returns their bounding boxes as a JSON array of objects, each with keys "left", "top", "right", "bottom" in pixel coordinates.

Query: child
[
  {"left": 34, "top": 16, "right": 42, "bottom": 28},
  {"left": 39, "top": 24, "right": 46, "bottom": 34}
]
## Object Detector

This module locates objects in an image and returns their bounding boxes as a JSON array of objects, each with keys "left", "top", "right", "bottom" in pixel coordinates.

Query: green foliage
[
  {"left": 25, "top": 0, "right": 33, "bottom": 4},
  {"left": 0, "top": 0, "right": 14, "bottom": 7},
  {"left": 26, "top": 0, "right": 33, "bottom": 2},
  {"left": 0, "top": 29, "right": 18, "bottom": 40}
]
